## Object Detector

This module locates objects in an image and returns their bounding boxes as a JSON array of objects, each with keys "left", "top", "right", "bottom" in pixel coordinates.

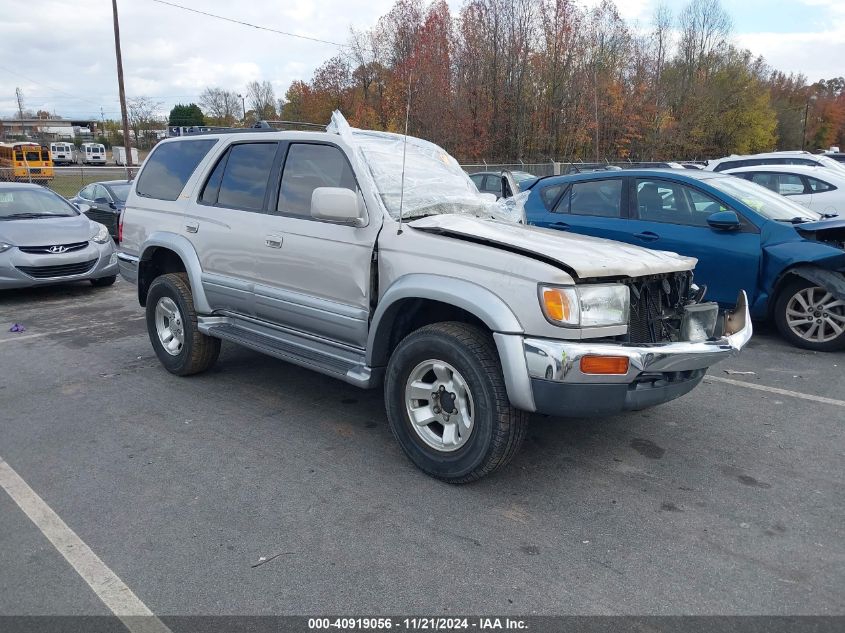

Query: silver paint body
[{"left": 118, "top": 130, "right": 751, "bottom": 413}]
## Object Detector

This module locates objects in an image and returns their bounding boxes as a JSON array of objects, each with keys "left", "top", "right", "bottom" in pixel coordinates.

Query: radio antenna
[{"left": 397, "top": 71, "right": 412, "bottom": 235}]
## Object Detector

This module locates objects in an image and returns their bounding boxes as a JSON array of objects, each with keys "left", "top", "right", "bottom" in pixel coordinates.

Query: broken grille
[{"left": 625, "top": 272, "right": 693, "bottom": 344}]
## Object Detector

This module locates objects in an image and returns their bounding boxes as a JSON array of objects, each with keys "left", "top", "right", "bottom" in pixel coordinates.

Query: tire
[
  {"left": 774, "top": 277, "right": 845, "bottom": 352},
  {"left": 90, "top": 275, "right": 117, "bottom": 287},
  {"left": 384, "top": 322, "right": 528, "bottom": 483},
  {"left": 145, "top": 272, "right": 221, "bottom": 375}
]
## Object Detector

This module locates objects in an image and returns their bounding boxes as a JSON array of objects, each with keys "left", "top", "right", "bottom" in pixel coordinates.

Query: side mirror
[
  {"left": 94, "top": 197, "right": 109, "bottom": 205},
  {"left": 311, "top": 187, "right": 364, "bottom": 225},
  {"left": 707, "top": 210, "right": 742, "bottom": 231}
]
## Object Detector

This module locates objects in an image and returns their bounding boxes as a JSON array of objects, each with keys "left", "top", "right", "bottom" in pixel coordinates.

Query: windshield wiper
[
  {"left": 774, "top": 216, "right": 812, "bottom": 224},
  {"left": 4, "top": 212, "right": 64, "bottom": 219}
]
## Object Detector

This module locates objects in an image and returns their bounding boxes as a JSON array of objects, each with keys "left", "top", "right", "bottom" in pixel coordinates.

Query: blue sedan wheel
[{"left": 774, "top": 278, "right": 845, "bottom": 352}]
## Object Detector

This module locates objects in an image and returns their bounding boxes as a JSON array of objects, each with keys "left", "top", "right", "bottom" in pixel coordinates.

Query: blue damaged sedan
[{"left": 518, "top": 169, "right": 845, "bottom": 351}]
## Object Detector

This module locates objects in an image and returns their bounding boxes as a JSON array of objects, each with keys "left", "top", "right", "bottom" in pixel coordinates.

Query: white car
[
  {"left": 706, "top": 151, "right": 845, "bottom": 175},
  {"left": 723, "top": 164, "right": 845, "bottom": 215}
]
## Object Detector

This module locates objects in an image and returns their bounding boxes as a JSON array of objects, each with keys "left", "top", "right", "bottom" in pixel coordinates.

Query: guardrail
[{"left": 0, "top": 166, "right": 139, "bottom": 199}]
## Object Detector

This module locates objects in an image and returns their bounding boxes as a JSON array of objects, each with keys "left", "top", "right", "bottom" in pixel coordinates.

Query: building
[{"left": 0, "top": 118, "right": 98, "bottom": 142}]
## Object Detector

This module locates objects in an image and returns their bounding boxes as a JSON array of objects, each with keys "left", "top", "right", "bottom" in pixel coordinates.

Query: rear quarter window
[{"left": 136, "top": 139, "right": 217, "bottom": 201}]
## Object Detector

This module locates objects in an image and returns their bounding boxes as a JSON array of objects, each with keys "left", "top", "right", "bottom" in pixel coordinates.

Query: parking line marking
[
  {"left": 0, "top": 317, "right": 145, "bottom": 345},
  {"left": 706, "top": 375, "right": 845, "bottom": 408},
  {"left": 0, "top": 456, "right": 172, "bottom": 633}
]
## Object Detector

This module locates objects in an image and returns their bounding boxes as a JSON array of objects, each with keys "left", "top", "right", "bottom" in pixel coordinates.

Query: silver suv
[{"left": 117, "top": 113, "right": 751, "bottom": 483}]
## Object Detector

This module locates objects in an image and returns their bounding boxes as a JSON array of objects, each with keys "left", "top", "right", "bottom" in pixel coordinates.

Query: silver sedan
[{"left": 0, "top": 183, "right": 118, "bottom": 289}]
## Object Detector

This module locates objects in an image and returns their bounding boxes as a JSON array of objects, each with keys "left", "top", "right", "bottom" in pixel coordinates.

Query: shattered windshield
[{"left": 327, "top": 111, "right": 522, "bottom": 223}]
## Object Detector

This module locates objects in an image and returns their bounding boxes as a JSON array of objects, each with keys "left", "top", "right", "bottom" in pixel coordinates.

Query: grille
[
  {"left": 16, "top": 259, "right": 97, "bottom": 279},
  {"left": 84, "top": 209, "right": 118, "bottom": 236},
  {"left": 625, "top": 272, "right": 692, "bottom": 344},
  {"left": 18, "top": 241, "right": 88, "bottom": 255}
]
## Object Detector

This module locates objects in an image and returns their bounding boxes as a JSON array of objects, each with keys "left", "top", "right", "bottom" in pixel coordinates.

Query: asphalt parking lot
[{"left": 1, "top": 279, "right": 843, "bottom": 619}]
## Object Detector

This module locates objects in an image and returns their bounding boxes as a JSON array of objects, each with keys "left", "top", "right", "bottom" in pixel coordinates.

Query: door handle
[
  {"left": 185, "top": 220, "right": 199, "bottom": 233},
  {"left": 264, "top": 235, "right": 283, "bottom": 249},
  {"left": 634, "top": 231, "right": 659, "bottom": 242},
  {"left": 551, "top": 221, "right": 570, "bottom": 230}
]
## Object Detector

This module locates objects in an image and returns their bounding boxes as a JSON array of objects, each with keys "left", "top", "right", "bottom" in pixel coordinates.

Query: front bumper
[
  {"left": 517, "top": 292, "right": 753, "bottom": 417},
  {"left": 0, "top": 241, "right": 118, "bottom": 290}
]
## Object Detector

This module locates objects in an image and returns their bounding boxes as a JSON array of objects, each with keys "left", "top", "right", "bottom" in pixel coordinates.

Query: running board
[{"left": 198, "top": 316, "right": 380, "bottom": 388}]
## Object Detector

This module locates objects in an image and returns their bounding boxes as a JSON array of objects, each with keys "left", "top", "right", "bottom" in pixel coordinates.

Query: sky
[{"left": 1, "top": 0, "right": 843, "bottom": 121}]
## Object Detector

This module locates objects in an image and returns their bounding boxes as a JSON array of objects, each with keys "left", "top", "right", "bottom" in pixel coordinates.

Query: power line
[
  {"left": 149, "top": 0, "right": 347, "bottom": 48},
  {"left": 0, "top": 65, "right": 104, "bottom": 107}
]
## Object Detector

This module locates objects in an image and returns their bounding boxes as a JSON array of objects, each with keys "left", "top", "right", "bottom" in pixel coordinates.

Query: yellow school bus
[{"left": 0, "top": 142, "right": 54, "bottom": 182}]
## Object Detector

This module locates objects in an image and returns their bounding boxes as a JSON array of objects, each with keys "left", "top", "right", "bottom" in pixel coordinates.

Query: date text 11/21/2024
[{"left": 307, "top": 617, "right": 528, "bottom": 630}]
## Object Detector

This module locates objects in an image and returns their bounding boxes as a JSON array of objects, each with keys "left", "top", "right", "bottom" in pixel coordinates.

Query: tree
[
  {"left": 127, "top": 97, "right": 162, "bottom": 149},
  {"left": 168, "top": 103, "right": 205, "bottom": 126},
  {"left": 246, "top": 80, "right": 277, "bottom": 120},
  {"left": 199, "top": 88, "right": 240, "bottom": 126}
]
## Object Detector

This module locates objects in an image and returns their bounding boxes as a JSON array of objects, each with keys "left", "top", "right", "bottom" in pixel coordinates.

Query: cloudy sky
[{"left": 1, "top": 0, "right": 843, "bottom": 121}]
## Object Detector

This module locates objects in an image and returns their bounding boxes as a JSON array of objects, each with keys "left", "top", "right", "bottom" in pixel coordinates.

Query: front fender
[
  {"left": 140, "top": 232, "right": 210, "bottom": 313},
  {"left": 367, "top": 274, "right": 534, "bottom": 411}
]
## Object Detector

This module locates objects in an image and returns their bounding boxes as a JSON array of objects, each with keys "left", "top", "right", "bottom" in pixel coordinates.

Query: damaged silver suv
[{"left": 117, "top": 112, "right": 751, "bottom": 483}]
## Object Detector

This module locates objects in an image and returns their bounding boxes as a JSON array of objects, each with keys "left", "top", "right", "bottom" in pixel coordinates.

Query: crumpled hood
[
  {"left": 795, "top": 217, "right": 845, "bottom": 244},
  {"left": 0, "top": 214, "right": 96, "bottom": 247},
  {"left": 409, "top": 214, "right": 697, "bottom": 279}
]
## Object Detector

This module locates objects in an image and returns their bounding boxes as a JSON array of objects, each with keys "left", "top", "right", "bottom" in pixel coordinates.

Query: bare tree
[
  {"left": 199, "top": 87, "right": 240, "bottom": 126},
  {"left": 677, "top": 0, "right": 731, "bottom": 80},
  {"left": 246, "top": 80, "right": 277, "bottom": 120},
  {"left": 127, "top": 96, "right": 162, "bottom": 149}
]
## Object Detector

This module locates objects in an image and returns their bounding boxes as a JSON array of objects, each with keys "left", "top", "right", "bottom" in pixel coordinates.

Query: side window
[
  {"left": 807, "top": 176, "right": 836, "bottom": 193},
  {"left": 749, "top": 172, "right": 779, "bottom": 192},
  {"left": 540, "top": 184, "right": 565, "bottom": 210},
  {"left": 79, "top": 184, "right": 95, "bottom": 200},
  {"left": 773, "top": 173, "right": 806, "bottom": 196},
  {"left": 136, "top": 139, "right": 217, "bottom": 201},
  {"left": 635, "top": 179, "right": 725, "bottom": 226},
  {"left": 200, "top": 151, "right": 228, "bottom": 205},
  {"left": 469, "top": 174, "right": 484, "bottom": 188},
  {"left": 567, "top": 179, "right": 623, "bottom": 217},
  {"left": 93, "top": 184, "right": 110, "bottom": 202},
  {"left": 212, "top": 143, "right": 278, "bottom": 211},
  {"left": 481, "top": 175, "right": 503, "bottom": 197},
  {"left": 278, "top": 143, "right": 356, "bottom": 218}
]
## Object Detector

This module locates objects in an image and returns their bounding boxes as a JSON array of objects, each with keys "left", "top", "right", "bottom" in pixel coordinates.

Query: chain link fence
[
  {"left": 1, "top": 166, "right": 139, "bottom": 199},
  {"left": 461, "top": 160, "right": 708, "bottom": 178}
]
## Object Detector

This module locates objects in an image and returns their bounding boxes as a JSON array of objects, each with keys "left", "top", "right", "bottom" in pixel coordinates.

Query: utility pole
[
  {"left": 238, "top": 93, "right": 246, "bottom": 124},
  {"left": 111, "top": 0, "right": 133, "bottom": 167},
  {"left": 15, "top": 87, "right": 26, "bottom": 137}
]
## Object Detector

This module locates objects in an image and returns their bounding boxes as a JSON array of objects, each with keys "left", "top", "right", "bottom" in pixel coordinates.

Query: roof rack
[{"left": 173, "top": 120, "right": 326, "bottom": 137}]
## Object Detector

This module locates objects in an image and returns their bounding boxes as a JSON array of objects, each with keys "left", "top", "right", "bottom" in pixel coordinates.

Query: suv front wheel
[
  {"left": 146, "top": 272, "right": 221, "bottom": 375},
  {"left": 385, "top": 322, "right": 528, "bottom": 483}
]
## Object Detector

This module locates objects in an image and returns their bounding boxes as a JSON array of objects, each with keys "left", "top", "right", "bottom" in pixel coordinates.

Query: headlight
[
  {"left": 0, "top": 242, "right": 12, "bottom": 253},
  {"left": 90, "top": 223, "right": 110, "bottom": 244},
  {"left": 540, "top": 284, "right": 630, "bottom": 327}
]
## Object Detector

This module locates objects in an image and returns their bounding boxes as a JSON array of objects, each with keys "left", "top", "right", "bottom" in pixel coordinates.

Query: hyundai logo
[{"left": 47, "top": 245, "right": 69, "bottom": 254}]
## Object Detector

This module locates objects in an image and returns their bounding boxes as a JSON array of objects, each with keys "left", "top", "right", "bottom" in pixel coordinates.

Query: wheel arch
[
  {"left": 138, "top": 233, "right": 210, "bottom": 312},
  {"left": 768, "top": 264, "right": 845, "bottom": 318}
]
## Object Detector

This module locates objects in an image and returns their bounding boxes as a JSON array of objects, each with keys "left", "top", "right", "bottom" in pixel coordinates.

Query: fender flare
[
  {"left": 139, "top": 233, "right": 211, "bottom": 313},
  {"left": 783, "top": 266, "right": 845, "bottom": 302}
]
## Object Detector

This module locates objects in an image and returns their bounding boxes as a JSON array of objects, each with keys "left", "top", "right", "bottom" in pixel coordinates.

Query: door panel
[
  {"left": 630, "top": 178, "right": 761, "bottom": 307},
  {"left": 185, "top": 141, "right": 280, "bottom": 315},
  {"left": 253, "top": 142, "right": 380, "bottom": 348}
]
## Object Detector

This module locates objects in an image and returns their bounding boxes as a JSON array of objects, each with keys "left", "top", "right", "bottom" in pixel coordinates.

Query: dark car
[
  {"left": 69, "top": 180, "right": 132, "bottom": 241},
  {"left": 520, "top": 169, "right": 845, "bottom": 351}
]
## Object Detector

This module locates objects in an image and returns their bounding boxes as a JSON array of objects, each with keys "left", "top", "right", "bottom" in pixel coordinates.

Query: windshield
[
  {"left": 353, "top": 130, "right": 493, "bottom": 220},
  {"left": 108, "top": 183, "right": 131, "bottom": 203},
  {"left": 710, "top": 176, "right": 822, "bottom": 221},
  {"left": 0, "top": 188, "right": 78, "bottom": 219}
]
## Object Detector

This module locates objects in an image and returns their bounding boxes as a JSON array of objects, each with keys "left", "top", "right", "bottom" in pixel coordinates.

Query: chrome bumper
[{"left": 524, "top": 291, "right": 752, "bottom": 385}]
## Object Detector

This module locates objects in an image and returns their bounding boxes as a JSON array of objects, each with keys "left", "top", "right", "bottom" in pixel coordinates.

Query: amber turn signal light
[
  {"left": 579, "top": 355, "right": 630, "bottom": 375},
  {"left": 542, "top": 288, "right": 572, "bottom": 323}
]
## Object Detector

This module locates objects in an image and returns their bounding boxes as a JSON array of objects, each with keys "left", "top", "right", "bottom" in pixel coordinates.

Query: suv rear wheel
[
  {"left": 146, "top": 272, "right": 221, "bottom": 375},
  {"left": 774, "top": 277, "right": 845, "bottom": 351},
  {"left": 384, "top": 322, "right": 528, "bottom": 483}
]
